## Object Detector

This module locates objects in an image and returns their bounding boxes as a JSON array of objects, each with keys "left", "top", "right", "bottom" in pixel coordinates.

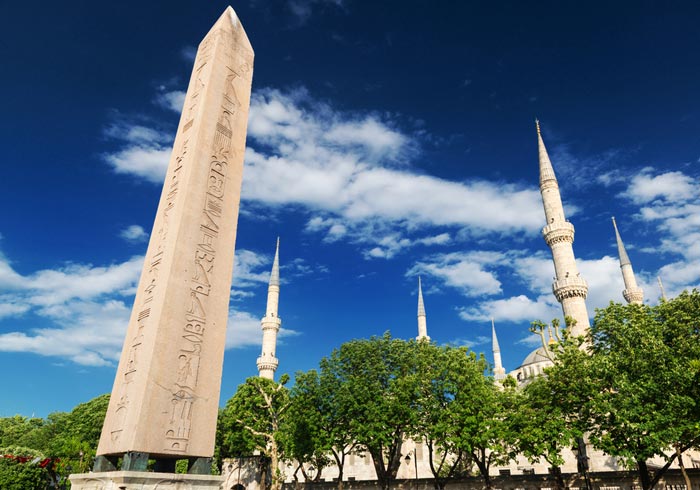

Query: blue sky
[{"left": 1, "top": 1, "right": 699, "bottom": 417}]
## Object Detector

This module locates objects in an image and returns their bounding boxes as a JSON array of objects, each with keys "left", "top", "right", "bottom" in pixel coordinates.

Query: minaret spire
[
  {"left": 612, "top": 217, "right": 643, "bottom": 305},
  {"left": 492, "top": 318, "right": 506, "bottom": 381},
  {"left": 537, "top": 121, "right": 590, "bottom": 337},
  {"left": 416, "top": 277, "right": 429, "bottom": 340},
  {"left": 658, "top": 276, "right": 667, "bottom": 301},
  {"left": 257, "top": 238, "right": 281, "bottom": 379}
]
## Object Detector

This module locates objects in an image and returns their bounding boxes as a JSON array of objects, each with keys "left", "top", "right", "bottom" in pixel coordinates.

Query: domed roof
[{"left": 519, "top": 346, "right": 553, "bottom": 368}]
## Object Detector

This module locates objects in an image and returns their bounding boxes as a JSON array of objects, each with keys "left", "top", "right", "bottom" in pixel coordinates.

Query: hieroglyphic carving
[
  {"left": 107, "top": 135, "right": 191, "bottom": 443},
  {"left": 164, "top": 156, "right": 229, "bottom": 452}
]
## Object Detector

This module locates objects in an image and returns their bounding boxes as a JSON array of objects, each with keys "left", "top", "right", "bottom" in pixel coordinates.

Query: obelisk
[{"left": 89, "top": 6, "right": 253, "bottom": 476}]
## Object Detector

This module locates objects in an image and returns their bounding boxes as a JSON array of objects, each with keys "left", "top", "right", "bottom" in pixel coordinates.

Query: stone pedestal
[{"left": 69, "top": 471, "right": 223, "bottom": 490}]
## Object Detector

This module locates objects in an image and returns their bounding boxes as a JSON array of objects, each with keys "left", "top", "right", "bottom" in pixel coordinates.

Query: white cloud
[
  {"left": 448, "top": 335, "right": 490, "bottom": 349},
  {"left": 104, "top": 146, "right": 171, "bottom": 184},
  {"left": 225, "top": 310, "right": 300, "bottom": 349},
  {"left": 119, "top": 224, "right": 149, "bottom": 243},
  {"left": 155, "top": 89, "right": 186, "bottom": 113},
  {"left": 102, "top": 87, "right": 544, "bottom": 259},
  {"left": 516, "top": 333, "right": 547, "bottom": 348},
  {"left": 624, "top": 169, "right": 698, "bottom": 205},
  {"left": 233, "top": 249, "right": 272, "bottom": 288},
  {"left": 241, "top": 88, "right": 543, "bottom": 257},
  {"left": 415, "top": 248, "right": 634, "bottom": 324},
  {"left": 618, "top": 168, "right": 700, "bottom": 294},
  {"left": 458, "top": 294, "right": 559, "bottom": 323},
  {"left": 0, "top": 242, "right": 297, "bottom": 366},
  {"left": 408, "top": 251, "right": 507, "bottom": 297}
]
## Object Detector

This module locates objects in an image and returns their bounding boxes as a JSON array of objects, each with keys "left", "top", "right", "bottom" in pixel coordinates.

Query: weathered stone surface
[
  {"left": 96, "top": 6, "right": 254, "bottom": 459},
  {"left": 69, "top": 471, "right": 223, "bottom": 490}
]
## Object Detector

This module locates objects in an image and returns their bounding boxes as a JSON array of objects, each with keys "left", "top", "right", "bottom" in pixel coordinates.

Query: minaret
[
  {"left": 537, "top": 121, "right": 590, "bottom": 337},
  {"left": 491, "top": 318, "right": 506, "bottom": 381},
  {"left": 658, "top": 276, "right": 667, "bottom": 301},
  {"left": 257, "top": 238, "right": 281, "bottom": 380},
  {"left": 612, "top": 217, "right": 644, "bottom": 305},
  {"left": 416, "top": 277, "right": 429, "bottom": 341}
]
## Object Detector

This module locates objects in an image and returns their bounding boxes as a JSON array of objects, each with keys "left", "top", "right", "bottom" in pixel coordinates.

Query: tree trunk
[
  {"left": 336, "top": 462, "right": 344, "bottom": 490},
  {"left": 269, "top": 440, "right": 280, "bottom": 490},
  {"left": 259, "top": 458, "right": 268, "bottom": 490},
  {"left": 676, "top": 446, "right": 692, "bottom": 490},
  {"left": 637, "top": 459, "right": 652, "bottom": 490},
  {"left": 474, "top": 454, "right": 491, "bottom": 490},
  {"left": 553, "top": 466, "right": 565, "bottom": 490}
]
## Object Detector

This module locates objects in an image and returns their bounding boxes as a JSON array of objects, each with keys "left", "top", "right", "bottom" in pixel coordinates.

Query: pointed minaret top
[
  {"left": 269, "top": 237, "right": 280, "bottom": 287},
  {"left": 491, "top": 318, "right": 501, "bottom": 353},
  {"left": 537, "top": 120, "right": 557, "bottom": 185},
  {"left": 612, "top": 217, "right": 631, "bottom": 266},
  {"left": 417, "top": 276, "right": 426, "bottom": 317},
  {"left": 658, "top": 276, "right": 667, "bottom": 301}
]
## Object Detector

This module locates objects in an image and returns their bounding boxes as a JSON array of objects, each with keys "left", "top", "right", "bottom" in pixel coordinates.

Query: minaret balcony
[
  {"left": 542, "top": 221, "right": 575, "bottom": 246},
  {"left": 623, "top": 287, "right": 644, "bottom": 304},
  {"left": 261, "top": 316, "right": 282, "bottom": 328},
  {"left": 256, "top": 356, "right": 279, "bottom": 370},
  {"left": 552, "top": 276, "right": 588, "bottom": 301}
]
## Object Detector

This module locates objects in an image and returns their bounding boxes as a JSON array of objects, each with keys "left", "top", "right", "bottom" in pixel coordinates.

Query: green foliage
[
  {"left": 286, "top": 370, "right": 334, "bottom": 481},
  {"left": 412, "top": 342, "right": 489, "bottom": 487},
  {"left": 219, "top": 375, "right": 291, "bottom": 490},
  {"left": 0, "top": 393, "right": 109, "bottom": 485},
  {"left": 0, "top": 458, "right": 49, "bottom": 490},
  {"left": 319, "top": 332, "right": 420, "bottom": 490},
  {"left": 542, "top": 291, "right": 700, "bottom": 490}
]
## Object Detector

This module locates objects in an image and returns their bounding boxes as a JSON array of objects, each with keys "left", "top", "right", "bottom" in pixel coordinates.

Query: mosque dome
[
  {"left": 520, "top": 346, "right": 551, "bottom": 367},
  {"left": 510, "top": 345, "right": 555, "bottom": 385}
]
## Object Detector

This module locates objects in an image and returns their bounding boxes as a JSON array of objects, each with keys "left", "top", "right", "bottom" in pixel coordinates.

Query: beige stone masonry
[
  {"left": 69, "top": 471, "right": 223, "bottom": 490},
  {"left": 537, "top": 121, "right": 590, "bottom": 338},
  {"left": 96, "top": 6, "right": 254, "bottom": 459}
]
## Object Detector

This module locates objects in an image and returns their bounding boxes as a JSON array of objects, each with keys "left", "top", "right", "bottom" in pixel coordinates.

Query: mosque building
[{"left": 240, "top": 123, "right": 699, "bottom": 485}]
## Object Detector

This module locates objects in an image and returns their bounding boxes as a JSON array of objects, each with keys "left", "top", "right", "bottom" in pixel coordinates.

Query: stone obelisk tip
[{"left": 206, "top": 6, "right": 254, "bottom": 54}]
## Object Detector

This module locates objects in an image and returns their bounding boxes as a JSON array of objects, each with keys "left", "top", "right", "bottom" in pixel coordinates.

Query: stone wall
[{"left": 277, "top": 469, "right": 700, "bottom": 490}]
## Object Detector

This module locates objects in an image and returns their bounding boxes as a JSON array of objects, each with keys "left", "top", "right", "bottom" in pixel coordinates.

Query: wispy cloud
[
  {"left": 119, "top": 224, "right": 149, "bottom": 243},
  {"left": 620, "top": 167, "right": 700, "bottom": 295},
  {"left": 0, "top": 242, "right": 299, "bottom": 366},
  {"left": 103, "top": 87, "right": 544, "bottom": 260},
  {"left": 226, "top": 310, "right": 300, "bottom": 349},
  {"left": 286, "top": 0, "right": 345, "bottom": 25}
]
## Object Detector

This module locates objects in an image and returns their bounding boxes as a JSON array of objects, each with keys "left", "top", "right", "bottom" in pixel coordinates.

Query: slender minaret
[
  {"left": 491, "top": 318, "right": 506, "bottom": 381},
  {"left": 416, "top": 277, "right": 430, "bottom": 340},
  {"left": 612, "top": 217, "right": 644, "bottom": 305},
  {"left": 658, "top": 276, "right": 667, "bottom": 301},
  {"left": 537, "top": 120, "right": 590, "bottom": 337},
  {"left": 257, "top": 238, "right": 281, "bottom": 380}
]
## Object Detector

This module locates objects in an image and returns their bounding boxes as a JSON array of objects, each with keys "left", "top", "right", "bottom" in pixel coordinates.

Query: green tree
[
  {"left": 450, "top": 373, "right": 518, "bottom": 490},
  {"left": 510, "top": 375, "right": 579, "bottom": 490},
  {"left": 545, "top": 292, "right": 700, "bottom": 490},
  {"left": 0, "top": 447, "right": 52, "bottom": 490},
  {"left": 287, "top": 369, "right": 348, "bottom": 487},
  {"left": 321, "top": 333, "right": 420, "bottom": 490},
  {"left": 412, "top": 342, "right": 487, "bottom": 490},
  {"left": 219, "top": 375, "right": 292, "bottom": 490},
  {"left": 0, "top": 393, "right": 109, "bottom": 482}
]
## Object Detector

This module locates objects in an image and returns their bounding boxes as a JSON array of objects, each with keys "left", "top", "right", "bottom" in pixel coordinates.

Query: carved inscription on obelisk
[{"left": 96, "top": 7, "right": 253, "bottom": 459}]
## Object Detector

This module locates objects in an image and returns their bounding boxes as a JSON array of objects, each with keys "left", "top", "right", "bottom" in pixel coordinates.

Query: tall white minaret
[
  {"left": 658, "top": 276, "right": 667, "bottom": 301},
  {"left": 257, "top": 238, "right": 281, "bottom": 380},
  {"left": 491, "top": 318, "right": 506, "bottom": 381},
  {"left": 612, "top": 217, "right": 644, "bottom": 305},
  {"left": 416, "top": 277, "right": 429, "bottom": 341},
  {"left": 537, "top": 121, "right": 590, "bottom": 337}
]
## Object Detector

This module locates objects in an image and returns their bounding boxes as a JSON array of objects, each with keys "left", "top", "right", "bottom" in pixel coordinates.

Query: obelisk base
[{"left": 69, "top": 471, "right": 223, "bottom": 490}]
